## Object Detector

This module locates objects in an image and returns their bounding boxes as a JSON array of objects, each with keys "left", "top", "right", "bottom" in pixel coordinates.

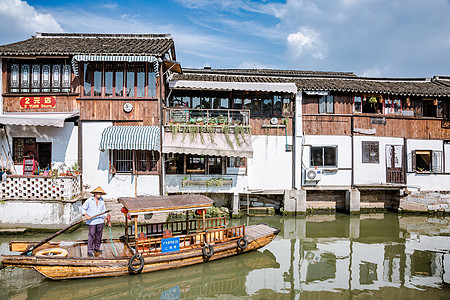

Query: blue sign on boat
[{"left": 161, "top": 237, "right": 180, "bottom": 253}]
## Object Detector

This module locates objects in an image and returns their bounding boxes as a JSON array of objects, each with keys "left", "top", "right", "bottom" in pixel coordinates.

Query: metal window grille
[{"left": 114, "top": 150, "right": 133, "bottom": 173}]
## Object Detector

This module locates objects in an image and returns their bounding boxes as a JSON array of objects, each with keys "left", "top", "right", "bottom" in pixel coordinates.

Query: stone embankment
[{"left": 400, "top": 191, "right": 450, "bottom": 213}]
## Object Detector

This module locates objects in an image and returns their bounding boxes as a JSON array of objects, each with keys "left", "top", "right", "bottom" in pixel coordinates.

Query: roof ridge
[
  {"left": 181, "top": 68, "right": 442, "bottom": 82},
  {"left": 35, "top": 32, "right": 172, "bottom": 39}
]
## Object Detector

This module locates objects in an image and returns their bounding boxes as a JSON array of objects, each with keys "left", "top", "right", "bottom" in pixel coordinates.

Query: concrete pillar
[
  {"left": 283, "top": 189, "right": 306, "bottom": 214},
  {"left": 297, "top": 189, "right": 307, "bottom": 213},
  {"left": 232, "top": 193, "right": 240, "bottom": 217},
  {"left": 349, "top": 216, "right": 360, "bottom": 239},
  {"left": 345, "top": 189, "right": 360, "bottom": 214}
]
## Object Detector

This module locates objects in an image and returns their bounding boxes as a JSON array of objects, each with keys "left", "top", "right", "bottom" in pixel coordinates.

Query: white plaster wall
[
  {"left": 406, "top": 139, "right": 450, "bottom": 191},
  {"left": 353, "top": 136, "right": 404, "bottom": 185},
  {"left": 445, "top": 143, "right": 450, "bottom": 173},
  {"left": 0, "top": 200, "right": 83, "bottom": 229},
  {"left": 165, "top": 174, "right": 247, "bottom": 194},
  {"left": 247, "top": 135, "right": 293, "bottom": 190},
  {"left": 302, "top": 135, "right": 352, "bottom": 187},
  {"left": 0, "top": 58, "right": 2, "bottom": 113},
  {"left": 82, "top": 122, "right": 160, "bottom": 198},
  {"left": 5, "top": 123, "right": 78, "bottom": 174}
]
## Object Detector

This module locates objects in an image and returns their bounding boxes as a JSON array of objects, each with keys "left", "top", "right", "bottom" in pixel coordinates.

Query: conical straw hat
[{"left": 90, "top": 186, "right": 106, "bottom": 195}]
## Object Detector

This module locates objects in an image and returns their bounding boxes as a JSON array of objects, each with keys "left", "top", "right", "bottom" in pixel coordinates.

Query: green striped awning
[
  {"left": 99, "top": 126, "right": 160, "bottom": 151},
  {"left": 71, "top": 55, "right": 159, "bottom": 76}
]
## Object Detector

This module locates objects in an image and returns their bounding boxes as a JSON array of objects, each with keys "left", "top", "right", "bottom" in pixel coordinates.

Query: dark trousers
[{"left": 88, "top": 223, "right": 103, "bottom": 253}]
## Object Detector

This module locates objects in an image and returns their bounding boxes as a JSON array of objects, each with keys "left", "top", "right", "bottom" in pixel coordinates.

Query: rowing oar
[{"left": 21, "top": 210, "right": 111, "bottom": 255}]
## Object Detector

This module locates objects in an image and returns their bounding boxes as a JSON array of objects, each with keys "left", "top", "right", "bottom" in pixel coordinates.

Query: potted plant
[{"left": 71, "top": 162, "right": 80, "bottom": 175}]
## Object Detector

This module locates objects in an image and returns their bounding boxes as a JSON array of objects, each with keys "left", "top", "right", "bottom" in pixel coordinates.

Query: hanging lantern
[
  {"left": 196, "top": 209, "right": 207, "bottom": 215},
  {"left": 121, "top": 207, "right": 128, "bottom": 214},
  {"left": 406, "top": 97, "right": 411, "bottom": 107},
  {"left": 434, "top": 99, "right": 438, "bottom": 106}
]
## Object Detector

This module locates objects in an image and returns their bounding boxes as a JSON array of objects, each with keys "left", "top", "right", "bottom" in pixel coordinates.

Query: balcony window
[
  {"left": 164, "top": 154, "right": 246, "bottom": 175},
  {"left": 170, "top": 91, "right": 292, "bottom": 117},
  {"left": 82, "top": 62, "right": 157, "bottom": 98},
  {"left": 384, "top": 98, "right": 402, "bottom": 114},
  {"left": 9, "top": 61, "right": 71, "bottom": 94}
]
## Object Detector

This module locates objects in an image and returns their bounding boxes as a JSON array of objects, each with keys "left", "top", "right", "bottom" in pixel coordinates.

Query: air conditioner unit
[{"left": 305, "top": 168, "right": 323, "bottom": 182}]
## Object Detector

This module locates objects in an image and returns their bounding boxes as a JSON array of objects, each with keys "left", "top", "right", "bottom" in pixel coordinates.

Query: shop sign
[
  {"left": 161, "top": 237, "right": 180, "bottom": 253},
  {"left": 20, "top": 96, "right": 56, "bottom": 109}
]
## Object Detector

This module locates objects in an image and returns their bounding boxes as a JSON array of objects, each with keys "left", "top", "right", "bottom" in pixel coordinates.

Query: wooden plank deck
[{"left": 245, "top": 224, "right": 278, "bottom": 241}]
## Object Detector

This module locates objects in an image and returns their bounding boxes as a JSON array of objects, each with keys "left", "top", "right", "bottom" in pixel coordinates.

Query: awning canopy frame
[
  {"left": 169, "top": 80, "right": 297, "bottom": 94},
  {"left": 72, "top": 55, "right": 159, "bottom": 76},
  {"left": 0, "top": 112, "right": 79, "bottom": 127},
  {"left": 99, "top": 126, "right": 160, "bottom": 151}
]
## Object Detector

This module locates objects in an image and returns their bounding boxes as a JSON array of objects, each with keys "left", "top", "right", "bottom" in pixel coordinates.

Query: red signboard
[{"left": 20, "top": 96, "right": 56, "bottom": 109}]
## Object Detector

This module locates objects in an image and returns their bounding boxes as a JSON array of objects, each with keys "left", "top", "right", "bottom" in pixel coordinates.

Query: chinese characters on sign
[
  {"left": 20, "top": 96, "right": 56, "bottom": 109},
  {"left": 161, "top": 237, "right": 180, "bottom": 253}
]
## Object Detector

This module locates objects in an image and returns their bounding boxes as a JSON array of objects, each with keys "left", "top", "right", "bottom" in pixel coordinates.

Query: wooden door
[{"left": 386, "top": 145, "right": 404, "bottom": 184}]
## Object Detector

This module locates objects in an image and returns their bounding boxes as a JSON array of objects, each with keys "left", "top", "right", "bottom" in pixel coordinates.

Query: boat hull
[{"left": 1, "top": 223, "right": 279, "bottom": 280}]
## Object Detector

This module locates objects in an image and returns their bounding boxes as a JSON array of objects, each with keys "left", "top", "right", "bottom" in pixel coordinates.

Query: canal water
[{"left": 1, "top": 212, "right": 449, "bottom": 299}]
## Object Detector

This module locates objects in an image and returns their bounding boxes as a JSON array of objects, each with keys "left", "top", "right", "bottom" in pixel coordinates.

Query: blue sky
[{"left": 1, "top": 0, "right": 450, "bottom": 77}]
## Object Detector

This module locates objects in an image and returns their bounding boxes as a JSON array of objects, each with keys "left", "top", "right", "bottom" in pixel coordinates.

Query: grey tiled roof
[
  {"left": 172, "top": 68, "right": 450, "bottom": 97},
  {"left": 0, "top": 33, "right": 174, "bottom": 57},
  {"left": 185, "top": 68, "right": 357, "bottom": 78}
]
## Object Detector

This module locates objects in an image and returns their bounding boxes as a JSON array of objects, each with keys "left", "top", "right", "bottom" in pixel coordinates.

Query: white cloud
[
  {"left": 0, "top": 0, "right": 62, "bottom": 44},
  {"left": 103, "top": 2, "right": 118, "bottom": 9},
  {"left": 238, "top": 61, "right": 277, "bottom": 69},
  {"left": 287, "top": 28, "right": 326, "bottom": 59}
]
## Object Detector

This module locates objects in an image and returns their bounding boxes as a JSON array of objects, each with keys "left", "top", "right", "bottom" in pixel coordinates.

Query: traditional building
[
  {"left": 166, "top": 68, "right": 450, "bottom": 214},
  {"left": 0, "top": 33, "right": 179, "bottom": 228}
]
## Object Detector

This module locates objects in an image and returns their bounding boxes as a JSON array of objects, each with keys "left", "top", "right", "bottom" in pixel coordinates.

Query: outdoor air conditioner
[{"left": 305, "top": 168, "right": 323, "bottom": 182}]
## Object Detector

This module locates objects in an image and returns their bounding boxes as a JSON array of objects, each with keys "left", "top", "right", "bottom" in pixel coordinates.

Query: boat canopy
[{"left": 118, "top": 194, "right": 214, "bottom": 216}]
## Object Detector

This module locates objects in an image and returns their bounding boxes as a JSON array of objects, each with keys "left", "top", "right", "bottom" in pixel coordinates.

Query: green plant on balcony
[
  {"left": 222, "top": 125, "right": 234, "bottom": 149},
  {"left": 170, "top": 123, "right": 181, "bottom": 139},
  {"left": 188, "top": 125, "right": 199, "bottom": 142},
  {"left": 205, "top": 178, "right": 224, "bottom": 187}
]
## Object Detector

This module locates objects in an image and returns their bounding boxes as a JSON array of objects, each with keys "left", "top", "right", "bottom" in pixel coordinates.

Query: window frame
[
  {"left": 13, "top": 137, "right": 37, "bottom": 164},
  {"left": 310, "top": 146, "right": 337, "bottom": 168},
  {"left": 81, "top": 62, "right": 157, "bottom": 99},
  {"left": 110, "top": 149, "right": 159, "bottom": 175},
  {"left": 8, "top": 61, "right": 71, "bottom": 94},
  {"left": 319, "top": 95, "right": 334, "bottom": 114},
  {"left": 169, "top": 91, "right": 293, "bottom": 118},
  {"left": 362, "top": 141, "right": 379, "bottom": 164},
  {"left": 408, "top": 150, "right": 443, "bottom": 174},
  {"left": 164, "top": 153, "right": 247, "bottom": 175}
]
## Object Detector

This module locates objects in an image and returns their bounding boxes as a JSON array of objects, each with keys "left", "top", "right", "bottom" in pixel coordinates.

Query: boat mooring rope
[{"left": 109, "top": 226, "right": 118, "bottom": 256}]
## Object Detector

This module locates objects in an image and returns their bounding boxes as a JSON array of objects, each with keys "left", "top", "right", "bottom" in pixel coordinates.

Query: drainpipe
[
  {"left": 158, "top": 58, "right": 164, "bottom": 196},
  {"left": 292, "top": 101, "right": 296, "bottom": 190},
  {"left": 351, "top": 115, "right": 354, "bottom": 188}
]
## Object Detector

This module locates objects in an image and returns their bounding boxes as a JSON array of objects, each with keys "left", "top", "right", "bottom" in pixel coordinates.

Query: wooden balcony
[{"left": 303, "top": 114, "right": 450, "bottom": 139}]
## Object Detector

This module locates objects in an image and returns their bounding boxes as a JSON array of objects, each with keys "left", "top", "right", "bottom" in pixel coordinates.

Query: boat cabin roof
[{"left": 118, "top": 194, "right": 214, "bottom": 216}]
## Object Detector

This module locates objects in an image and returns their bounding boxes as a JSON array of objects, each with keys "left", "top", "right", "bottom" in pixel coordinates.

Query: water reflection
[{"left": 1, "top": 213, "right": 449, "bottom": 299}]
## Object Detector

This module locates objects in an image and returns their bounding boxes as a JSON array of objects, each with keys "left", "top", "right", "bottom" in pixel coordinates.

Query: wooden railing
[
  {"left": 129, "top": 217, "right": 227, "bottom": 237},
  {"left": 134, "top": 224, "right": 245, "bottom": 255},
  {"left": 165, "top": 108, "right": 250, "bottom": 126}
]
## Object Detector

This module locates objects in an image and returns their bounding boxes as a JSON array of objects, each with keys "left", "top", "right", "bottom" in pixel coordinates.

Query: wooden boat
[{"left": 0, "top": 195, "right": 280, "bottom": 280}]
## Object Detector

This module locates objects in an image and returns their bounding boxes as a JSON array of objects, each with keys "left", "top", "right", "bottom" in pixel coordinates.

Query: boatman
[{"left": 81, "top": 186, "right": 111, "bottom": 257}]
